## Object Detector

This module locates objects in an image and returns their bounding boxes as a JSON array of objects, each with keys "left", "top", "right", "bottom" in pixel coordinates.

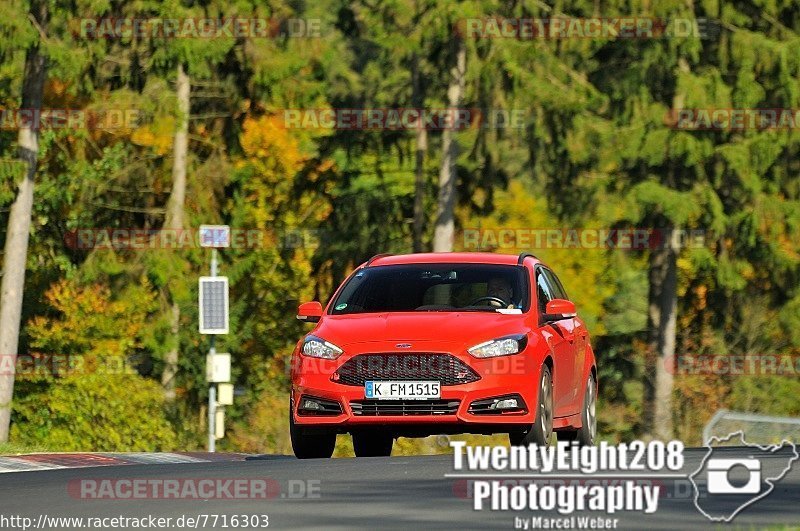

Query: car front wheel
[
  {"left": 290, "top": 403, "right": 336, "bottom": 459},
  {"left": 556, "top": 373, "right": 597, "bottom": 446},
  {"left": 509, "top": 364, "right": 553, "bottom": 446}
]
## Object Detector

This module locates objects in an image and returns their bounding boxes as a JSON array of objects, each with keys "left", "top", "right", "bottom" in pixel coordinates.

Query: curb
[{"left": 0, "top": 452, "right": 251, "bottom": 474}]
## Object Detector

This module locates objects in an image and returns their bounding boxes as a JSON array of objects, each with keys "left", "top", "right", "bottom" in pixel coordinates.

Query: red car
[{"left": 290, "top": 252, "right": 597, "bottom": 458}]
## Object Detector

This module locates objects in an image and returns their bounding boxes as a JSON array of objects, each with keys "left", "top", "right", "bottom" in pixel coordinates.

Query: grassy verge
[{"left": 0, "top": 442, "right": 51, "bottom": 455}]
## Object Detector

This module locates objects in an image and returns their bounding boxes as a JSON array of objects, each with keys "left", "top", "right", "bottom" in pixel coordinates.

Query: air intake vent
[
  {"left": 334, "top": 353, "right": 480, "bottom": 387},
  {"left": 350, "top": 399, "right": 460, "bottom": 416}
]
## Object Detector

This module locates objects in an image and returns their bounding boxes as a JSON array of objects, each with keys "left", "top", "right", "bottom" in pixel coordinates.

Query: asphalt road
[{"left": 0, "top": 447, "right": 798, "bottom": 530}]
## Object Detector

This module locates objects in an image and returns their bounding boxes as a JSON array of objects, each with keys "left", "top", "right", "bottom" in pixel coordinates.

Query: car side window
[
  {"left": 542, "top": 268, "right": 569, "bottom": 301},
  {"left": 536, "top": 269, "right": 554, "bottom": 313}
]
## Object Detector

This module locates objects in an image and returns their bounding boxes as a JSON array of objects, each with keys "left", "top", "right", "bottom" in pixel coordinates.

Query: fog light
[
  {"left": 492, "top": 398, "right": 519, "bottom": 410},
  {"left": 301, "top": 399, "right": 322, "bottom": 410},
  {"left": 468, "top": 394, "right": 526, "bottom": 415},
  {"left": 297, "top": 395, "right": 343, "bottom": 416}
]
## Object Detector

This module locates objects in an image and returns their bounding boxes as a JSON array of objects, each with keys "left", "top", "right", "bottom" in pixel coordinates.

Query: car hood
[{"left": 311, "top": 311, "right": 530, "bottom": 348}]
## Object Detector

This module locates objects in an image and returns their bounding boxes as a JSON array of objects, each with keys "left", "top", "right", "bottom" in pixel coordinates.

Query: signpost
[
  {"left": 198, "top": 225, "right": 231, "bottom": 452},
  {"left": 199, "top": 224, "right": 231, "bottom": 248},
  {"left": 206, "top": 353, "right": 231, "bottom": 383},
  {"left": 217, "top": 383, "right": 234, "bottom": 406}
]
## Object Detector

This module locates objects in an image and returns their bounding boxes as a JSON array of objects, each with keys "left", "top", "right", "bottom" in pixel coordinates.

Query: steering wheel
[{"left": 468, "top": 296, "right": 507, "bottom": 307}]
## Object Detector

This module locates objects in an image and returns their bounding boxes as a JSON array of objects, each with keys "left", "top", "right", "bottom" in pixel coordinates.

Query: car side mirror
[
  {"left": 297, "top": 301, "right": 323, "bottom": 323},
  {"left": 543, "top": 299, "right": 576, "bottom": 321}
]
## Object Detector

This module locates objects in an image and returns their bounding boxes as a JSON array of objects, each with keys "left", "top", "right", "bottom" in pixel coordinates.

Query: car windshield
[{"left": 329, "top": 264, "right": 528, "bottom": 314}]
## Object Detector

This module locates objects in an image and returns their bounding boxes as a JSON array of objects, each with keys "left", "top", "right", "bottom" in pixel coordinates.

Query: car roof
[{"left": 362, "top": 252, "right": 541, "bottom": 268}]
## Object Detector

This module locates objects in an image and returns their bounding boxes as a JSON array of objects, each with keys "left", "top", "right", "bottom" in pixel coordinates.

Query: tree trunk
[
  {"left": 0, "top": 1, "right": 48, "bottom": 442},
  {"left": 165, "top": 63, "right": 190, "bottom": 233},
  {"left": 644, "top": 58, "right": 689, "bottom": 440},
  {"left": 411, "top": 53, "right": 427, "bottom": 253},
  {"left": 433, "top": 37, "right": 466, "bottom": 253},
  {"left": 653, "top": 240, "right": 677, "bottom": 439},
  {"left": 161, "top": 63, "right": 190, "bottom": 401},
  {"left": 645, "top": 228, "right": 678, "bottom": 440}
]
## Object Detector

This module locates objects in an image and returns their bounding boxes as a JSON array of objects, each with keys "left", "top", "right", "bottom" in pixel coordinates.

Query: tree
[
  {"left": 11, "top": 279, "right": 176, "bottom": 451},
  {"left": 646, "top": 59, "right": 691, "bottom": 440},
  {"left": 161, "top": 63, "right": 190, "bottom": 401},
  {"left": 411, "top": 52, "right": 428, "bottom": 252},
  {"left": 131, "top": 0, "right": 236, "bottom": 402},
  {"left": 580, "top": 0, "right": 800, "bottom": 439},
  {"left": 433, "top": 35, "right": 465, "bottom": 252},
  {"left": 0, "top": 0, "right": 48, "bottom": 442}
]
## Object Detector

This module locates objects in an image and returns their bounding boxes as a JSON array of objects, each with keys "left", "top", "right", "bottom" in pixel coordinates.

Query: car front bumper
[{"left": 291, "top": 347, "right": 542, "bottom": 432}]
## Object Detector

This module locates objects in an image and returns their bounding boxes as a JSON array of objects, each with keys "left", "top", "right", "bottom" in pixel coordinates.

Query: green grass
[{"left": 0, "top": 442, "right": 51, "bottom": 455}]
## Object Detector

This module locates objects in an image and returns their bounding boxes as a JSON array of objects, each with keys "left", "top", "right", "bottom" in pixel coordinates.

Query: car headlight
[
  {"left": 302, "top": 335, "right": 343, "bottom": 359},
  {"left": 468, "top": 335, "right": 527, "bottom": 358}
]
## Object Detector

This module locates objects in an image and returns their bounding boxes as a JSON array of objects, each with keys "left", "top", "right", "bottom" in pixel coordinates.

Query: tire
[
  {"left": 556, "top": 429, "right": 578, "bottom": 443},
  {"left": 556, "top": 373, "right": 597, "bottom": 446},
  {"left": 509, "top": 364, "right": 553, "bottom": 446},
  {"left": 290, "top": 403, "right": 336, "bottom": 459},
  {"left": 352, "top": 431, "right": 393, "bottom": 457}
]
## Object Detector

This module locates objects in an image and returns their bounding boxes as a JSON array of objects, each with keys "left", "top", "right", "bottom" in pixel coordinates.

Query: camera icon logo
[
  {"left": 690, "top": 431, "right": 798, "bottom": 522},
  {"left": 706, "top": 458, "right": 761, "bottom": 494}
]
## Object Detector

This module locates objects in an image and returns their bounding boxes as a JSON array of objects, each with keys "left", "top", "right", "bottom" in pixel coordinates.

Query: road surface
[{"left": 0, "top": 447, "right": 797, "bottom": 530}]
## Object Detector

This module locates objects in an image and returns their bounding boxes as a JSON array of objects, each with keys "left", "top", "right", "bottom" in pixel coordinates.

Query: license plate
[{"left": 364, "top": 380, "right": 441, "bottom": 400}]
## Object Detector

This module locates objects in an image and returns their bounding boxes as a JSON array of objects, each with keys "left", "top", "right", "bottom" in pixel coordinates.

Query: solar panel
[{"left": 199, "top": 276, "right": 229, "bottom": 334}]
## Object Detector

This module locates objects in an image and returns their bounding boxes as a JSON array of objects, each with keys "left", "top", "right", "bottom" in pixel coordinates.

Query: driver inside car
[{"left": 485, "top": 277, "right": 515, "bottom": 309}]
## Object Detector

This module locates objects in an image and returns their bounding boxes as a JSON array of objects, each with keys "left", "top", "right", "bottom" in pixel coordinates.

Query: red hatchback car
[{"left": 290, "top": 252, "right": 597, "bottom": 458}]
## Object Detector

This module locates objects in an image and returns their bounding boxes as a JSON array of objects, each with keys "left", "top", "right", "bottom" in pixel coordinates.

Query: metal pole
[
  {"left": 207, "top": 248, "right": 218, "bottom": 452},
  {"left": 208, "top": 378, "right": 216, "bottom": 452},
  {"left": 703, "top": 408, "right": 800, "bottom": 444},
  {"left": 702, "top": 409, "right": 728, "bottom": 445}
]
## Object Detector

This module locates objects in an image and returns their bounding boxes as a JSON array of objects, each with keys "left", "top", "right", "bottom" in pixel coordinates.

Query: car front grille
[
  {"left": 350, "top": 399, "right": 460, "bottom": 416},
  {"left": 333, "top": 353, "right": 480, "bottom": 387}
]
